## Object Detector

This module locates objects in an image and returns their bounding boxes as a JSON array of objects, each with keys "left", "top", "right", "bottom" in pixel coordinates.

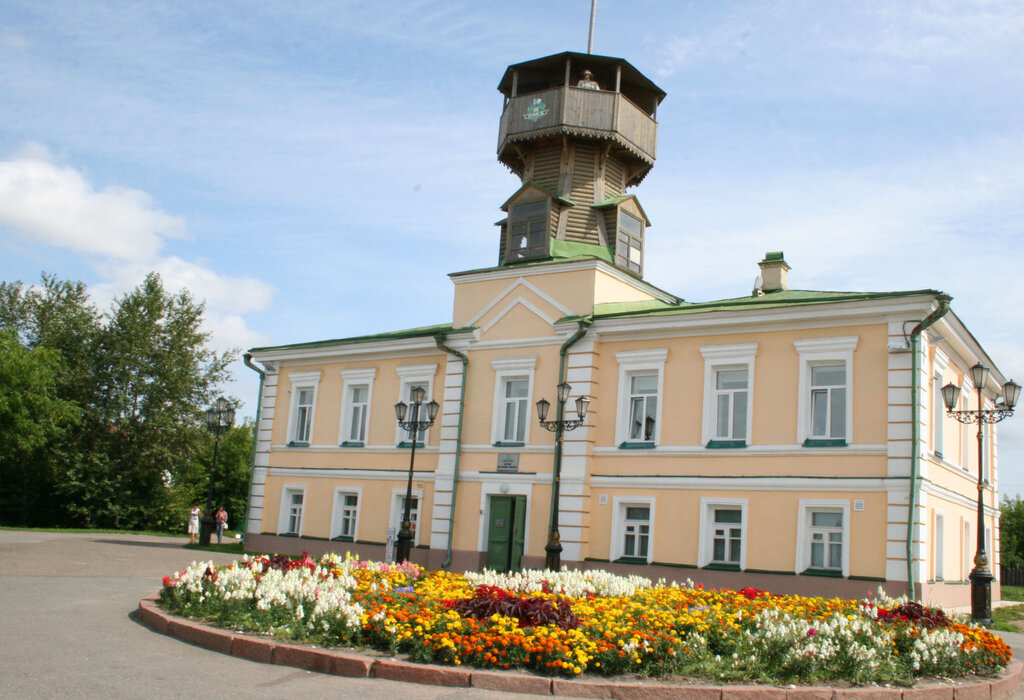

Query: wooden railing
[{"left": 498, "top": 86, "right": 657, "bottom": 161}]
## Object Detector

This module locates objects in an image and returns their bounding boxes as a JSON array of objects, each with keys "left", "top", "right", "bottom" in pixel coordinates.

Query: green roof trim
[
  {"left": 587, "top": 288, "right": 946, "bottom": 321},
  {"left": 763, "top": 251, "right": 785, "bottom": 262},
  {"left": 592, "top": 194, "right": 650, "bottom": 225},
  {"left": 549, "top": 239, "right": 614, "bottom": 264},
  {"left": 248, "top": 323, "right": 468, "bottom": 354}
]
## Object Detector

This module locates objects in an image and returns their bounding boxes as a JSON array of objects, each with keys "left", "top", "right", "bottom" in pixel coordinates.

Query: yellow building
[{"left": 244, "top": 52, "right": 1010, "bottom": 606}]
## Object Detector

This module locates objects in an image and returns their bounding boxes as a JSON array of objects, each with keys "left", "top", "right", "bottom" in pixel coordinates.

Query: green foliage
[
  {"left": 1000, "top": 495, "right": 1024, "bottom": 567},
  {"left": 0, "top": 272, "right": 246, "bottom": 532}
]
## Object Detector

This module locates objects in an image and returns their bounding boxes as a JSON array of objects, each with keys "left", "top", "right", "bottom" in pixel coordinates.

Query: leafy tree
[
  {"left": 0, "top": 330, "right": 79, "bottom": 525},
  {"left": 0, "top": 272, "right": 239, "bottom": 531},
  {"left": 1000, "top": 495, "right": 1024, "bottom": 568},
  {"left": 169, "top": 420, "right": 254, "bottom": 534}
]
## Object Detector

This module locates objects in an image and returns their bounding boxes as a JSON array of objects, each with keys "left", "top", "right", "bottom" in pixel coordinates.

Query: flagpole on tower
[{"left": 587, "top": 0, "right": 597, "bottom": 54}]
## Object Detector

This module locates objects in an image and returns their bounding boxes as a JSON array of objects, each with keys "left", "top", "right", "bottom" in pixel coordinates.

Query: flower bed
[{"left": 159, "top": 552, "right": 1011, "bottom": 685}]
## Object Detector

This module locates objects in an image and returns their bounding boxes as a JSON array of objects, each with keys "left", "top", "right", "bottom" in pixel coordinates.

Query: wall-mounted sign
[
  {"left": 497, "top": 454, "right": 519, "bottom": 472},
  {"left": 523, "top": 98, "right": 549, "bottom": 122}
]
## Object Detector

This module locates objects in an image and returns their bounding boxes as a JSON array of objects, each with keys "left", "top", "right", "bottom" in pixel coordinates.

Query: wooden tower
[{"left": 495, "top": 51, "right": 666, "bottom": 277}]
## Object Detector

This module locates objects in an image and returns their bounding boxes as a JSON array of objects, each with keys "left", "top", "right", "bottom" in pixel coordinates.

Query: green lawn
[
  {"left": 1002, "top": 584, "right": 1024, "bottom": 601},
  {"left": 0, "top": 525, "right": 185, "bottom": 537}
]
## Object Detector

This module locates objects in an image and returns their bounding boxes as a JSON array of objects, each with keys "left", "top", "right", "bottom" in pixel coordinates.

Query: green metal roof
[
  {"left": 587, "top": 288, "right": 945, "bottom": 321},
  {"left": 248, "top": 323, "right": 467, "bottom": 354}
]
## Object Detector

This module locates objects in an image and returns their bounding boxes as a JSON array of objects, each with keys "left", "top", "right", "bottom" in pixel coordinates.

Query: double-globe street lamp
[
  {"left": 536, "top": 381, "right": 590, "bottom": 571},
  {"left": 941, "top": 363, "right": 1020, "bottom": 625},
  {"left": 394, "top": 386, "right": 439, "bottom": 564},
  {"left": 200, "top": 396, "right": 236, "bottom": 546}
]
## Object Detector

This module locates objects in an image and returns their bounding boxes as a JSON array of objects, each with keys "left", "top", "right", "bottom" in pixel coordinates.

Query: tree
[
  {"left": 0, "top": 272, "right": 238, "bottom": 531},
  {"left": 1001, "top": 495, "right": 1024, "bottom": 568},
  {"left": 0, "top": 330, "right": 79, "bottom": 525},
  {"left": 170, "top": 420, "right": 254, "bottom": 534}
]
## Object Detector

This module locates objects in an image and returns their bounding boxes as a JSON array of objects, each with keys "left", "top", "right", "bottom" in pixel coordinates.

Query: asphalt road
[
  {"left": 0, "top": 530, "right": 540, "bottom": 699},
  {"left": 1, "top": 529, "right": 1021, "bottom": 699}
]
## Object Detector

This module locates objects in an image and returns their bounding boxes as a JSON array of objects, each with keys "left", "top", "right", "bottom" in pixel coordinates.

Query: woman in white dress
[{"left": 187, "top": 505, "right": 201, "bottom": 544}]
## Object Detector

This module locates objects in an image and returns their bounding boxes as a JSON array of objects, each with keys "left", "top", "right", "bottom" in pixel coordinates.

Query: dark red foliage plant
[
  {"left": 875, "top": 601, "right": 950, "bottom": 629},
  {"left": 445, "top": 585, "right": 581, "bottom": 630}
]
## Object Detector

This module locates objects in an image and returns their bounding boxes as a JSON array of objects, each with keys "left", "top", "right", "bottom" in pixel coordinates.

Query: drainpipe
[
  {"left": 435, "top": 335, "right": 469, "bottom": 569},
  {"left": 548, "top": 316, "right": 594, "bottom": 548},
  {"left": 242, "top": 352, "right": 266, "bottom": 547},
  {"left": 906, "top": 294, "right": 952, "bottom": 600}
]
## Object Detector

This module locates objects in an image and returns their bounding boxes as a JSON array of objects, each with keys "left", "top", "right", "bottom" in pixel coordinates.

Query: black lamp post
[
  {"left": 941, "top": 363, "right": 1020, "bottom": 625},
  {"left": 393, "top": 386, "right": 439, "bottom": 563},
  {"left": 200, "top": 396, "right": 236, "bottom": 546},
  {"left": 536, "top": 381, "right": 590, "bottom": 570}
]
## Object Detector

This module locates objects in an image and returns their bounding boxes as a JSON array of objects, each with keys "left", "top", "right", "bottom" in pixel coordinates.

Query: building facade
[{"left": 244, "top": 52, "right": 1006, "bottom": 606}]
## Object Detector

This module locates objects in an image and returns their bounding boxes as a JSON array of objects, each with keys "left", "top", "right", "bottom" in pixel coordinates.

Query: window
[
  {"left": 810, "top": 364, "right": 846, "bottom": 439},
  {"left": 701, "top": 344, "right": 757, "bottom": 447},
  {"left": 934, "top": 512, "right": 945, "bottom": 581},
  {"left": 340, "top": 368, "right": 375, "bottom": 446},
  {"left": 287, "top": 371, "right": 321, "bottom": 446},
  {"left": 615, "top": 349, "right": 667, "bottom": 448},
  {"left": 395, "top": 364, "right": 437, "bottom": 446},
  {"left": 809, "top": 511, "right": 843, "bottom": 570},
  {"left": 628, "top": 374, "right": 658, "bottom": 442},
  {"left": 796, "top": 499, "right": 850, "bottom": 576},
  {"left": 491, "top": 357, "right": 536, "bottom": 446},
  {"left": 615, "top": 210, "right": 644, "bottom": 274},
  {"left": 390, "top": 490, "right": 422, "bottom": 546},
  {"left": 506, "top": 200, "right": 548, "bottom": 262},
  {"left": 698, "top": 498, "right": 747, "bottom": 569},
  {"left": 331, "top": 490, "right": 360, "bottom": 541},
  {"left": 795, "top": 337, "right": 857, "bottom": 446},
  {"left": 611, "top": 497, "right": 654, "bottom": 563},
  {"left": 960, "top": 386, "right": 970, "bottom": 469},
  {"left": 278, "top": 486, "right": 305, "bottom": 536}
]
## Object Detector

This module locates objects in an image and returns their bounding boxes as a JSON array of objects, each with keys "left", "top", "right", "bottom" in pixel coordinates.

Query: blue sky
[{"left": 2, "top": 1, "right": 1023, "bottom": 492}]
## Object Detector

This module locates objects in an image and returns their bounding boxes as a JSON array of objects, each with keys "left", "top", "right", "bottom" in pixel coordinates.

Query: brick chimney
[{"left": 758, "top": 251, "right": 790, "bottom": 293}]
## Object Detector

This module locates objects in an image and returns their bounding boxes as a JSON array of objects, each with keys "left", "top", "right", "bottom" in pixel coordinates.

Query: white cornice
[
  {"left": 249, "top": 334, "right": 465, "bottom": 364},
  {"left": 590, "top": 475, "right": 892, "bottom": 491},
  {"left": 591, "top": 295, "right": 939, "bottom": 340},
  {"left": 592, "top": 444, "right": 886, "bottom": 456}
]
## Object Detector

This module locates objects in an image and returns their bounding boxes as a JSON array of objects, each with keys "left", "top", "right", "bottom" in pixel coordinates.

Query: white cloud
[
  {"left": 0, "top": 142, "right": 275, "bottom": 356},
  {"left": 0, "top": 143, "right": 186, "bottom": 260}
]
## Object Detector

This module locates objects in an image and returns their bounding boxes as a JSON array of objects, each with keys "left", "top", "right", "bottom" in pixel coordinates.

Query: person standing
[
  {"left": 215, "top": 506, "right": 228, "bottom": 544},
  {"left": 187, "top": 504, "right": 201, "bottom": 545}
]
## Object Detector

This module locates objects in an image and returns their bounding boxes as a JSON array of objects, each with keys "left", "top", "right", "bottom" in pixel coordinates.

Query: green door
[{"left": 486, "top": 495, "right": 527, "bottom": 572}]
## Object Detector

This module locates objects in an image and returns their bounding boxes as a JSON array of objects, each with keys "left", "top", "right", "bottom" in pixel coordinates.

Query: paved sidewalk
[{"left": 0, "top": 530, "right": 540, "bottom": 699}]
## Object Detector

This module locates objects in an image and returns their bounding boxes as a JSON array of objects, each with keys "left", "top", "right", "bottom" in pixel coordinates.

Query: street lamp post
[
  {"left": 941, "top": 363, "right": 1020, "bottom": 625},
  {"left": 536, "top": 381, "right": 590, "bottom": 571},
  {"left": 393, "top": 386, "right": 439, "bottom": 564},
  {"left": 200, "top": 396, "right": 236, "bottom": 546}
]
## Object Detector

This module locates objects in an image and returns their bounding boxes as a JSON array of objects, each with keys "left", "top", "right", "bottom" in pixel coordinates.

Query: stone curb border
[{"left": 137, "top": 596, "right": 1022, "bottom": 700}]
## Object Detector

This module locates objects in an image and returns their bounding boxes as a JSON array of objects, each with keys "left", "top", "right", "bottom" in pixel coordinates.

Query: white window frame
[
  {"left": 697, "top": 497, "right": 748, "bottom": 569},
  {"left": 389, "top": 488, "right": 423, "bottom": 547},
  {"left": 615, "top": 349, "right": 667, "bottom": 447},
  {"left": 286, "top": 371, "right": 321, "bottom": 446},
  {"left": 700, "top": 343, "right": 757, "bottom": 446},
  {"left": 796, "top": 499, "right": 850, "bottom": 576},
  {"left": 394, "top": 364, "right": 437, "bottom": 446},
  {"left": 277, "top": 485, "right": 306, "bottom": 536},
  {"left": 340, "top": 368, "right": 376, "bottom": 446},
  {"left": 932, "top": 351, "right": 948, "bottom": 458},
  {"left": 982, "top": 399, "right": 992, "bottom": 484},
  {"left": 794, "top": 337, "right": 858, "bottom": 445},
  {"left": 610, "top": 496, "right": 655, "bottom": 563},
  {"left": 329, "top": 487, "right": 362, "bottom": 541},
  {"left": 933, "top": 511, "right": 945, "bottom": 581},
  {"left": 960, "top": 380, "right": 971, "bottom": 469},
  {"left": 490, "top": 357, "right": 536, "bottom": 446},
  {"left": 962, "top": 518, "right": 971, "bottom": 580}
]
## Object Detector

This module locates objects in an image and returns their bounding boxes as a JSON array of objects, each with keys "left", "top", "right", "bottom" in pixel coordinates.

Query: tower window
[
  {"left": 616, "top": 211, "right": 643, "bottom": 274},
  {"left": 507, "top": 200, "right": 549, "bottom": 262}
]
